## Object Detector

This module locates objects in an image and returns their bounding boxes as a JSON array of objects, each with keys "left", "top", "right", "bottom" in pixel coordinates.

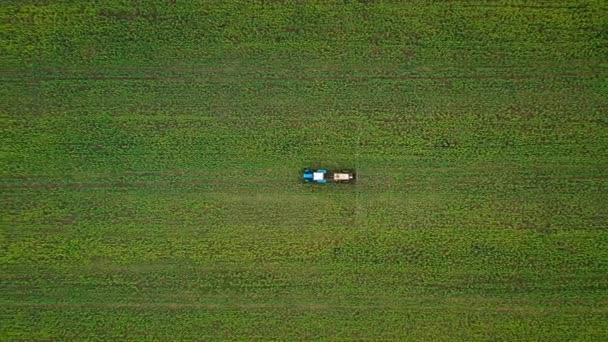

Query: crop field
[{"left": 2, "top": 0, "right": 608, "bottom": 340}]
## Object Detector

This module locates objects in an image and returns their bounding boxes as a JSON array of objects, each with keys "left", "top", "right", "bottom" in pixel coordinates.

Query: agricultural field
[{"left": 2, "top": 0, "right": 608, "bottom": 340}]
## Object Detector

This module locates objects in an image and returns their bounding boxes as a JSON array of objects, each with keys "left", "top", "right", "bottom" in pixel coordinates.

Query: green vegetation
[{"left": 2, "top": 0, "right": 608, "bottom": 340}]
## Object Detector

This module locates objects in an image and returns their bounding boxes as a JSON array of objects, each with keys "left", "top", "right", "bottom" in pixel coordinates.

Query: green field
[{"left": 2, "top": 1, "right": 608, "bottom": 340}]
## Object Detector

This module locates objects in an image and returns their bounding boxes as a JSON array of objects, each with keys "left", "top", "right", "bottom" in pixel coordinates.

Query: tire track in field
[
  {"left": 2, "top": 173, "right": 606, "bottom": 191},
  {"left": 465, "top": 4, "right": 588, "bottom": 10},
  {"left": 4, "top": 299, "right": 608, "bottom": 314},
  {"left": 78, "top": 164, "right": 608, "bottom": 180},
  {"left": 1, "top": 61, "right": 603, "bottom": 76},
  {"left": 2, "top": 64, "right": 605, "bottom": 84},
  {"left": 0, "top": 177, "right": 281, "bottom": 190},
  {"left": 3, "top": 71, "right": 601, "bottom": 84},
  {"left": 0, "top": 168, "right": 259, "bottom": 181},
  {"left": 0, "top": 169, "right": 285, "bottom": 190}
]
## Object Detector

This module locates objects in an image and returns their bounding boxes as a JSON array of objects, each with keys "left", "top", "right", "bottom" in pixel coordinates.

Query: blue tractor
[{"left": 303, "top": 169, "right": 355, "bottom": 184}]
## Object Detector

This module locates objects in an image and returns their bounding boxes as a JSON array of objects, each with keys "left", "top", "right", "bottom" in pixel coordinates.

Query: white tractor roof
[{"left": 313, "top": 172, "right": 325, "bottom": 181}]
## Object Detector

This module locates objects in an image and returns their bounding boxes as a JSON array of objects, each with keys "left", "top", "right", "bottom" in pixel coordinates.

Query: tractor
[{"left": 302, "top": 169, "right": 355, "bottom": 184}]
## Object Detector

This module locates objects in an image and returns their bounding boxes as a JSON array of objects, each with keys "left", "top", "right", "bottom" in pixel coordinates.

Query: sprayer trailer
[{"left": 303, "top": 169, "right": 355, "bottom": 184}]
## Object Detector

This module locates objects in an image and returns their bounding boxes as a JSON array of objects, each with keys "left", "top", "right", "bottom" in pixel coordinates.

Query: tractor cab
[{"left": 303, "top": 169, "right": 329, "bottom": 183}]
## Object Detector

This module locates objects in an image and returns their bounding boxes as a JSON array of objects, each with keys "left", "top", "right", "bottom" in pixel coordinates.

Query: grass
[{"left": 2, "top": 0, "right": 608, "bottom": 340}]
